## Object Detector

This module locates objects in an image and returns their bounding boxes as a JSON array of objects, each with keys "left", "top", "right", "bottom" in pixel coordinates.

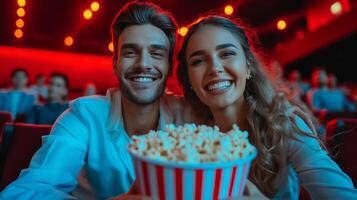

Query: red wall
[{"left": 0, "top": 46, "right": 117, "bottom": 94}]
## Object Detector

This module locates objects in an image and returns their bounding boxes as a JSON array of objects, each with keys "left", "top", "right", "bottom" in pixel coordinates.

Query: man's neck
[
  {"left": 49, "top": 99, "right": 64, "bottom": 104},
  {"left": 121, "top": 96, "right": 160, "bottom": 136},
  {"left": 12, "top": 87, "right": 24, "bottom": 91}
]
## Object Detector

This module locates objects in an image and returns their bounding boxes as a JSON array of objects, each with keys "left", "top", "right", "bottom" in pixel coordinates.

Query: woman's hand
[
  {"left": 227, "top": 180, "right": 270, "bottom": 200},
  {"left": 107, "top": 194, "right": 151, "bottom": 200}
]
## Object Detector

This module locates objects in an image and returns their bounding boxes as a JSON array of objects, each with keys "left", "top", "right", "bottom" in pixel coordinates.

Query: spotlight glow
[
  {"left": 330, "top": 2, "right": 343, "bottom": 15},
  {"left": 179, "top": 27, "right": 188, "bottom": 37},
  {"left": 224, "top": 5, "right": 234, "bottom": 15},
  {"left": 16, "top": 19, "right": 25, "bottom": 28},
  {"left": 277, "top": 20, "right": 287, "bottom": 30},
  {"left": 64, "top": 36, "right": 74, "bottom": 46},
  {"left": 14, "top": 29, "right": 23, "bottom": 38},
  {"left": 108, "top": 42, "right": 114, "bottom": 52},
  {"left": 17, "top": 8, "right": 25, "bottom": 17},
  {"left": 91, "top": 2, "right": 100, "bottom": 12},
  {"left": 17, "top": 0, "right": 26, "bottom": 7},
  {"left": 83, "top": 9, "right": 93, "bottom": 20}
]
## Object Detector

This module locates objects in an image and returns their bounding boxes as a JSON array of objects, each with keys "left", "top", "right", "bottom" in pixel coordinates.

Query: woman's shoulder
[
  {"left": 287, "top": 115, "right": 323, "bottom": 154},
  {"left": 293, "top": 115, "right": 313, "bottom": 134}
]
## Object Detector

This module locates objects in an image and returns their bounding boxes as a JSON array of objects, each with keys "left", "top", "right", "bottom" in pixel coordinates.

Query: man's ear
[{"left": 113, "top": 58, "right": 119, "bottom": 74}]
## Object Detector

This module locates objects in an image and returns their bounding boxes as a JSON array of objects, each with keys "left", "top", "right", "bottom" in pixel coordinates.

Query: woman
[{"left": 177, "top": 15, "right": 357, "bottom": 199}]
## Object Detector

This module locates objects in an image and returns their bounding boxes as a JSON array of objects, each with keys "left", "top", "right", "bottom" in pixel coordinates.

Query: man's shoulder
[
  {"left": 162, "top": 93, "right": 204, "bottom": 124},
  {"left": 162, "top": 93, "right": 185, "bottom": 107},
  {"left": 69, "top": 95, "right": 111, "bottom": 114}
]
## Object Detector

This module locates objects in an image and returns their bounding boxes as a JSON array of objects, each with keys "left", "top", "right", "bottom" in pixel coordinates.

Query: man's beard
[{"left": 119, "top": 77, "right": 167, "bottom": 105}]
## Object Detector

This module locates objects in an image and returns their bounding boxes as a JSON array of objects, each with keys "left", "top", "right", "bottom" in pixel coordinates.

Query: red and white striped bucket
[{"left": 130, "top": 150, "right": 256, "bottom": 200}]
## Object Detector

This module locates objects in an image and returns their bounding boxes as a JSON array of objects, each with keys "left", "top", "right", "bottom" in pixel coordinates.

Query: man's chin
[
  {"left": 124, "top": 94, "right": 161, "bottom": 105},
  {"left": 121, "top": 88, "right": 163, "bottom": 105}
]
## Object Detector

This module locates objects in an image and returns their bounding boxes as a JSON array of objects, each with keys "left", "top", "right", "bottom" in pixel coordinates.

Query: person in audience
[
  {"left": 327, "top": 73, "right": 337, "bottom": 89},
  {"left": 352, "top": 88, "right": 357, "bottom": 107},
  {"left": 29, "top": 73, "right": 48, "bottom": 100},
  {"left": 177, "top": 15, "right": 357, "bottom": 199},
  {"left": 288, "top": 69, "right": 310, "bottom": 95},
  {"left": 0, "top": 68, "right": 35, "bottom": 119},
  {"left": 26, "top": 73, "right": 69, "bottom": 124},
  {"left": 83, "top": 82, "right": 97, "bottom": 96},
  {"left": 307, "top": 69, "right": 355, "bottom": 112},
  {"left": 0, "top": 2, "right": 198, "bottom": 199},
  {"left": 270, "top": 65, "right": 325, "bottom": 138},
  {"left": 327, "top": 72, "right": 354, "bottom": 96}
]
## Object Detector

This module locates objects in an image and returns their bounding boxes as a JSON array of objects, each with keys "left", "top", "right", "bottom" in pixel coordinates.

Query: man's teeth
[
  {"left": 207, "top": 81, "right": 231, "bottom": 91},
  {"left": 132, "top": 77, "right": 154, "bottom": 82}
]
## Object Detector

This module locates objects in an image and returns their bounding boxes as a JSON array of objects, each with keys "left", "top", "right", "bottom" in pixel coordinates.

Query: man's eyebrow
[
  {"left": 120, "top": 43, "right": 168, "bottom": 51},
  {"left": 120, "top": 43, "right": 138, "bottom": 50},
  {"left": 150, "top": 44, "right": 168, "bottom": 51}
]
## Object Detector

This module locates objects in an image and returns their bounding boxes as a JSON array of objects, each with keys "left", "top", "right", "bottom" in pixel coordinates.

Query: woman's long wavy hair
[{"left": 177, "top": 16, "right": 319, "bottom": 197}]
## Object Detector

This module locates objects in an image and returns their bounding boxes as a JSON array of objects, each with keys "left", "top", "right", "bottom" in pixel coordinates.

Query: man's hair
[
  {"left": 36, "top": 73, "right": 45, "bottom": 80},
  {"left": 50, "top": 72, "right": 69, "bottom": 89},
  {"left": 111, "top": 1, "right": 177, "bottom": 74},
  {"left": 11, "top": 67, "right": 28, "bottom": 78}
]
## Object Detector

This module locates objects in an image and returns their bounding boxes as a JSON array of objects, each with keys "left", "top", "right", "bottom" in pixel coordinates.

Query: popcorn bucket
[{"left": 129, "top": 149, "right": 256, "bottom": 200}]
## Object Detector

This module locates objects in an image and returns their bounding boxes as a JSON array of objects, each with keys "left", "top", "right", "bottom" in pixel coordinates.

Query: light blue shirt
[
  {"left": 8, "top": 91, "right": 22, "bottom": 118},
  {"left": 0, "top": 90, "right": 36, "bottom": 118},
  {"left": 0, "top": 89, "right": 191, "bottom": 199},
  {"left": 273, "top": 116, "right": 357, "bottom": 199},
  {"left": 309, "top": 88, "right": 356, "bottom": 112}
]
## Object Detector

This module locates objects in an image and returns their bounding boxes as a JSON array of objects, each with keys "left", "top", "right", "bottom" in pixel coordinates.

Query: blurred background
[{"left": 1, "top": 0, "right": 356, "bottom": 95}]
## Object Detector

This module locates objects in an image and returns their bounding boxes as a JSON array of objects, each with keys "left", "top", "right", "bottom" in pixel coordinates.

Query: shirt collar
[{"left": 106, "top": 88, "right": 173, "bottom": 135}]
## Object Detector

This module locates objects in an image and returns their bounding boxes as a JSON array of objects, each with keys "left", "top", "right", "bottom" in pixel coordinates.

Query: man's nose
[{"left": 136, "top": 51, "right": 152, "bottom": 71}]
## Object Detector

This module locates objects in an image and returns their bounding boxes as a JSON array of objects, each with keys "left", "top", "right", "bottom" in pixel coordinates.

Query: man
[
  {"left": 0, "top": 68, "right": 35, "bottom": 120},
  {"left": 26, "top": 73, "right": 69, "bottom": 124},
  {"left": 307, "top": 68, "right": 355, "bottom": 112},
  {"left": 0, "top": 2, "right": 194, "bottom": 199}
]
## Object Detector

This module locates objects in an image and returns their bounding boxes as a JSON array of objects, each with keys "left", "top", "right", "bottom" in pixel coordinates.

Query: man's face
[
  {"left": 12, "top": 71, "right": 28, "bottom": 89},
  {"left": 312, "top": 69, "right": 327, "bottom": 88},
  {"left": 114, "top": 24, "right": 170, "bottom": 105},
  {"left": 48, "top": 76, "right": 67, "bottom": 102},
  {"left": 36, "top": 76, "right": 45, "bottom": 86}
]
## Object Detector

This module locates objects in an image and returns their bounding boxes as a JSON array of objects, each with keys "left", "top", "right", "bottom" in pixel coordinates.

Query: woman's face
[{"left": 185, "top": 25, "right": 250, "bottom": 110}]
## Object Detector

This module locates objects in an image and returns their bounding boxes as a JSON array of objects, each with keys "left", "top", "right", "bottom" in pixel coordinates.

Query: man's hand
[{"left": 107, "top": 181, "right": 151, "bottom": 200}]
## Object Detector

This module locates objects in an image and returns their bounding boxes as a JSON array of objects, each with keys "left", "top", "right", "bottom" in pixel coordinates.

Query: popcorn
[{"left": 129, "top": 123, "right": 255, "bottom": 163}]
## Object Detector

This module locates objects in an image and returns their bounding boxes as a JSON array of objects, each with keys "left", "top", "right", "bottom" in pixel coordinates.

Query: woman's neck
[{"left": 211, "top": 100, "right": 250, "bottom": 132}]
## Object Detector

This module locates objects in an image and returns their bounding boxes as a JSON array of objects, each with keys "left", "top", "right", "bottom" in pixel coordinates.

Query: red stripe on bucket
[
  {"left": 156, "top": 166, "right": 166, "bottom": 200},
  {"left": 228, "top": 166, "right": 237, "bottom": 197},
  {"left": 238, "top": 164, "right": 248, "bottom": 195},
  {"left": 195, "top": 169, "right": 203, "bottom": 200},
  {"left": 141, "top": 162, "right": 151, "bottom": 196},
  {"left": 213, "top": 168, "right": 222, "bottom": 200},
  {"left": 175, "top": 168, "right": 183, "bottom": 200}
]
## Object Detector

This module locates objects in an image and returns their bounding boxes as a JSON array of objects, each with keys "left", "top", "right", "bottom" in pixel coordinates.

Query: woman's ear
[{"left": 246, "top": 68, "right": 252, "bottom": 80}]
